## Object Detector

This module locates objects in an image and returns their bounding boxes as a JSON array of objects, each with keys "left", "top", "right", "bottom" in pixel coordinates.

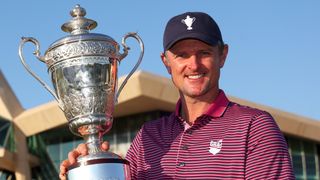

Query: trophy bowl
[{"left": 18, "top": 5, "right": 144, "bottom": 180}]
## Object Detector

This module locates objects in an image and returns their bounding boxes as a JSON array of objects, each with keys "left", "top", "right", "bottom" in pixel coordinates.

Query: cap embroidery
[
  {"left": 181, "top": 15, "right": 196, "bottom": 30},
  {"left": 209, "top": 139, "right": 222, "bottom": 155}
]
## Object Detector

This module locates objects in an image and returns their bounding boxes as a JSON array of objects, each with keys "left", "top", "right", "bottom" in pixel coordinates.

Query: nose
[{"left": 187, "top": 55, "right": 200, "bottom": 71}]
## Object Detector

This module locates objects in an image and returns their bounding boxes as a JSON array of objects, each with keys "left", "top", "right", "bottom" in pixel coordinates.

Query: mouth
[{"left": 186, "top": 73, "right": 205, "bottom": 80}]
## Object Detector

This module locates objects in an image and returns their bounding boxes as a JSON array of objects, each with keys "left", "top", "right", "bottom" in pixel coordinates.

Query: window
[
  {"left": 289, "top": 138, "right": 304, "bottom": 179},
  {"left": 304, "top": 142, "right": 317, "bottom": 179},
  {"left": 0, "top": 119, "right": 14, "bottom": 151},
  {"left": 0, "top": 122, "right": 9, "bottom": 146},
  {"left": 0, "top": 169, "right": 15, "bottom": 180},
  {"left": 287, "top": 136, "right": 319, "bottom": 180}
]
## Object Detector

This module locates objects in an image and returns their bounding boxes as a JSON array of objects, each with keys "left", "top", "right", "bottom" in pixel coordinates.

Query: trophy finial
[
  {"left": 70, "top": 4, "right": 86, "bottom": 17},
  {"left": 61, "top": 4, "right": 97, "bottom": 35}
]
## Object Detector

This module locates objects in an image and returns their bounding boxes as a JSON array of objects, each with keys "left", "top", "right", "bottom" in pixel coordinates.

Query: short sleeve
[{"left": 245, "top": 112, "right": 295, "bottom": 179}]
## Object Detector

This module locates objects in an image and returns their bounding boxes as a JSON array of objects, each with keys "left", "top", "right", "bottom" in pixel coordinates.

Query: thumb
[{"left": 101, "top": 141, "right": 110, "bottom": 151}]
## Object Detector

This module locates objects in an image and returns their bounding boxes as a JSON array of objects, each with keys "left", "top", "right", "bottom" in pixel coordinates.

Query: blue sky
[{"left": 1, "top": 1, "right": 319, "bottom": 120}]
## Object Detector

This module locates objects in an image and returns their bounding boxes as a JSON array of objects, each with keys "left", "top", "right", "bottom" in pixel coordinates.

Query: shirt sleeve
[
  {"left": 125, "top": 127, "right": 143, "bottom": 179},
  {"left": 245, "top": 112, "right": 295, "bottom": 179}
]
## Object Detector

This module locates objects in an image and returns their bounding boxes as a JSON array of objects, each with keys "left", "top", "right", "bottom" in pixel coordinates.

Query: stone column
[{"left": 13, "top": 124, "right": 31, "bottom": 180}]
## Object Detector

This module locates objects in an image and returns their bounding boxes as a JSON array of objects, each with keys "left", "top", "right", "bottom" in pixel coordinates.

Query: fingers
[
  {"left": 68, "top": 144, "right": 88, "bottom": 164},
  {"left": 101, "top": 141, "right": 110, "bottom": 151},
  {"left": 60, "top": 143, "right": 89, "bottom": 179},
  {"left": 59, "top": 159, "right": 70, "bottom": 180},
  {"left": 77, "top": 143, "right": 89, "bottom": 155},
  {"left": 59, "top": 142, "right": 109, "bottom": 179},
  {"left": 59, "top": 173, "right": 67, "bottom": 180}
]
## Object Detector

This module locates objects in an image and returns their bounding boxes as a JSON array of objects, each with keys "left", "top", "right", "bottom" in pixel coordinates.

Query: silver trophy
[{"left": 18, "top": 5, "right": 144, "bottom": 179}]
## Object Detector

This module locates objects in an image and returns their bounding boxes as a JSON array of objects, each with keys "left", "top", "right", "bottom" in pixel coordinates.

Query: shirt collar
[{"left": 174, "top": 90, "right": 230, "bottom": 119}]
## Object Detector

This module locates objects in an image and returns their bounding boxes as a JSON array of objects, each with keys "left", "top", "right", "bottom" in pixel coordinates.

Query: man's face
[{"left": 161, "top": 39, "right": 228, "bottom": 100}]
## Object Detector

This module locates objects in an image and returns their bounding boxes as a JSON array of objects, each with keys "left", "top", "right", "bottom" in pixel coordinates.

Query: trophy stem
[{"left": 84, "top": 132, "right": 102, "bottom": 154}]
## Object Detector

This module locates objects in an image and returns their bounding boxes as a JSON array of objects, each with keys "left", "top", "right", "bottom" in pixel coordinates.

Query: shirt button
[
  {"left": 186, "top": 130, "right": 192, "bottom": 134},
  {"left": 181, "top": 145, "right": 188, "bottom": 150},
  {"left": 177, "top": 162, "right": 185, "bottom": 167}
]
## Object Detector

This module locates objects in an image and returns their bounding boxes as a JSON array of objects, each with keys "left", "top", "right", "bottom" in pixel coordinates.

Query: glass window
[
  {"left": 289, "top": 138, "right": 304, "bottom": 178},
  {"left": 0, "top": 120, "right": 10, "bottom": 148},
  {"left": 287, "top": 136, "right": 320, "bottom": 180},
  {"left": 0, "top": 169, "right": 15, "bottom": 180},
  {"left": 46, "top": 138, "right": 83, "bottom": 172},
  {"left": 47, "top": 143, "right": 60, "bottom": 162},
  {"left": 304, "top": 142, "right": 317, "bottom": 179},
  {"left": 117, "top": 132, "right": 128, "bottom": 144},
  {"left": 305, "top": 155, "right": 317, "bottom": 179},
  {"left": 292, "top": 155, "right": 304, "bottom": 178},
  {"left": 290, "top": 139, "right": 301, "bottom": 153},
  {"left": 61, "top": 141, "right": 75, "bottom": 159}
]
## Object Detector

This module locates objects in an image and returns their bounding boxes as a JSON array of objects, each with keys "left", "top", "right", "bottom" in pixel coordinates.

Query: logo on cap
[{"left": 181, "top": 15, "right": 196, "bottom": 30}]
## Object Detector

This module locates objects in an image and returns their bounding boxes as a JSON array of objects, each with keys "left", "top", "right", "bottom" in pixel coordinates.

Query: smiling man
[
  {"left": 160, "top": 38, "right": 227, "bottom": 124},
  {"left": 60, "top": 12, "right": 295, "bottom": 179}
]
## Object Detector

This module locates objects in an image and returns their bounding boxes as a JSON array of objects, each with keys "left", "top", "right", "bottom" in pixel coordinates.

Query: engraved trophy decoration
[{"left": 18, "top": 5, "right": 144, "bottom": 179}]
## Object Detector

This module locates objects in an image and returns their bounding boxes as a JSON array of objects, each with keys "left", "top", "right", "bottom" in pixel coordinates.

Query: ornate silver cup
[{"left": 18, "top": 5, "right": 144, "bottom": 179}]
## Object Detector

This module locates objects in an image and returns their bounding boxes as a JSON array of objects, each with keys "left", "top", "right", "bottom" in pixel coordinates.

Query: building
[{"left": 0, "top": 70, "right": 319, "bottom": 180}]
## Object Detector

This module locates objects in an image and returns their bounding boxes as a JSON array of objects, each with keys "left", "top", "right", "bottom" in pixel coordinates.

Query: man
[{"left": 60, "top": 12, "right": 295, "bottom": 179}]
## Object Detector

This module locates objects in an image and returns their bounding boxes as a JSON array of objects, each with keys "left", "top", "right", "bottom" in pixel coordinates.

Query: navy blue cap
[{"left": 163, "top": 12, "right": 223, "bottom": 51}]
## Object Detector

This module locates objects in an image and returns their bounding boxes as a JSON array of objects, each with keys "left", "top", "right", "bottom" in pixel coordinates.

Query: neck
[{"left": 180, "top": 90, "right": 220, "bottom": 125}]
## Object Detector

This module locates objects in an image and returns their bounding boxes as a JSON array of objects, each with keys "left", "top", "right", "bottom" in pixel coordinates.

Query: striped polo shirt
[{"left": 126, "top": 90, "right": 295, "bottom": 179}]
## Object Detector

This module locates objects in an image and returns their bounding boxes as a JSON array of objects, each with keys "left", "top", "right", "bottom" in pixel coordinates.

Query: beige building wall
[
  {"left": 0, "top": 70, "right": 32, "bottom": 180},
  {"left": 12, "top": 71, "right": 320, "bottom": 142},
  {"left": 1, "top": 70, "right": 320, "bottom": 179}
]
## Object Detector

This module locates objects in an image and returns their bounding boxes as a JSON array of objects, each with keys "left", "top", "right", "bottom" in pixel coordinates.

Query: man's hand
[{"left": 59, "top": 141, "right": 109, "bottom": 180}]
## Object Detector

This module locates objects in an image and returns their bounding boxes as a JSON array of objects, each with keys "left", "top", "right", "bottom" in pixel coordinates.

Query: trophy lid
[
  {"left": 46, "top": 4, "right": 118, "bottom": 53},
  {"left": 61, "top": 4, "right": 97, "bottom": 35}
]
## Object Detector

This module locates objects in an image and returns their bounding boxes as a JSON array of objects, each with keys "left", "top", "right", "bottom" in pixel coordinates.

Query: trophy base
[{"left": 67, "top": 158, "right": 130, "bottom": 180}]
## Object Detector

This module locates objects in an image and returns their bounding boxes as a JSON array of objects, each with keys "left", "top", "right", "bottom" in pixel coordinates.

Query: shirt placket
[{"left": 174, "top": 123, "right": 194, "bottom": 178}]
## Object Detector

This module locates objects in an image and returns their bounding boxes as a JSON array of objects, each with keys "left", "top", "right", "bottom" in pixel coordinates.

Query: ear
[
  {"left": 160, "top": 52, "right": 172, "bottom": 74},
  {"left": 219, "top": 44, "right": 229, "bottom": 68}
]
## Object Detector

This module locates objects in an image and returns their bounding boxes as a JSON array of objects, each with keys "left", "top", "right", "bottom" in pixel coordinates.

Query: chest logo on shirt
[{"left": 209, "top": 139, "right": 222, "bottom": 155}]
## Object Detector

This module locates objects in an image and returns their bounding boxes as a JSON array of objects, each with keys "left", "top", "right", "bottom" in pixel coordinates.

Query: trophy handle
[
  {"left": 116, "top": 32, "right": 144, "bottom": 102},
  {"left": 18, "top": 37, "right": 63, "bottom": 109}
]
